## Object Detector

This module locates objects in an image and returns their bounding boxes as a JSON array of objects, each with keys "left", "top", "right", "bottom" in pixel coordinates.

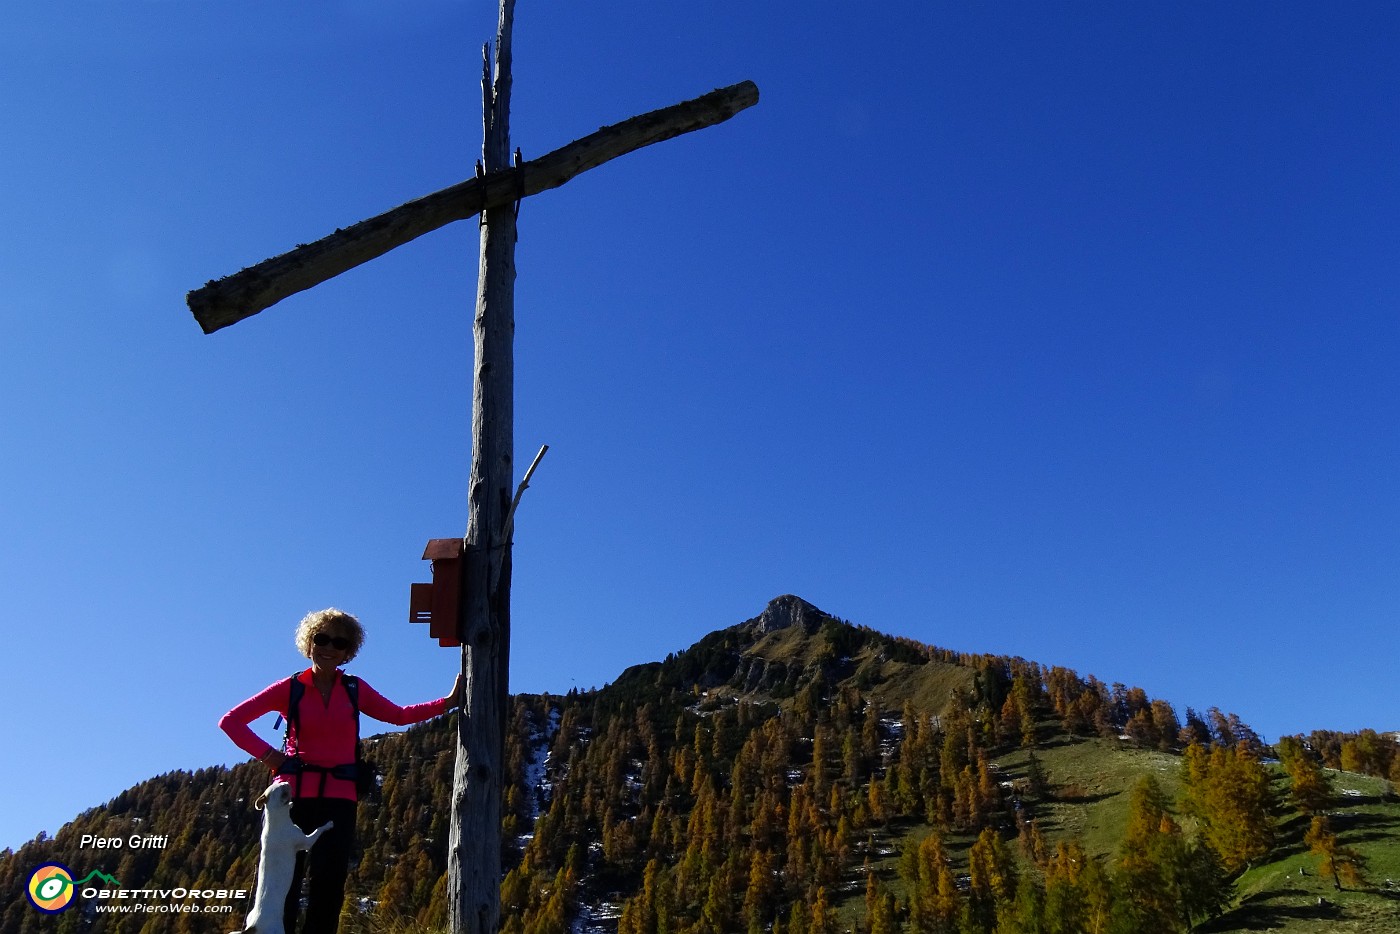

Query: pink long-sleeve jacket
[{"left": 220, "top": 668, "right": 449, "bottom": 801}]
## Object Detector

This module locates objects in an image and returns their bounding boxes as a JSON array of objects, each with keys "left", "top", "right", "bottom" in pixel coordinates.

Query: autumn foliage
[{"left": 0, "top": 604, "right": 1390, "bottom": 934}]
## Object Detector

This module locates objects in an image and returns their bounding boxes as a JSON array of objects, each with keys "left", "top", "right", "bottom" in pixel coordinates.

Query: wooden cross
[{"left": 186, "top": 3, "right": 757, "bottom": 932}]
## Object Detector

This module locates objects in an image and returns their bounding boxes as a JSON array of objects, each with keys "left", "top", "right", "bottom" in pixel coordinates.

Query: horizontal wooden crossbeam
[{"left": 187, "top": 80, "right": 759, "bottom": 333}]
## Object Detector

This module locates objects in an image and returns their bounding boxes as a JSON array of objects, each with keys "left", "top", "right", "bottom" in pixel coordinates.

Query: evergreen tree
[
  {"left": 901, "top": 831, "right": 961, "bottom": 933},
  {"left": 1180, "top": 742, "right": 1275, "bottom": 873},
  {"left": 996, "top": 878, "right": 1045, "bottom": 934},
  {"left": 1041, "top": 841, "right": 1093, "bottom": 934},
  {"left": 810, "top": 886, "right": 840, "bottom": 934},
  {"left": 1305, "top": 815, "right": 1367, "bottom": 892},
  {"left": 1113, "top": 775, "right": 1227, "bottom": 933},
  {"left": 1277, "top": 735, "right": 1332, "bottom": 815},
  {"left": 967, "top": 828, "right": 1017, "bottom": 931},
  {"left": 868, "top": 883, "right": 900, "bottom": 934}
]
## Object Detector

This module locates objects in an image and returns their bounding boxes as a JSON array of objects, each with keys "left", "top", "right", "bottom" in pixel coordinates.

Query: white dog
[{"left": 231, "top": 782, "right": 333, "bottom": 934}]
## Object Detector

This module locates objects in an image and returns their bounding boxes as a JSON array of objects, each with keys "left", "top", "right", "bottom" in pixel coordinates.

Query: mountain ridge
[{"left": 2, "top": 595, "right": 1397, "bottom": 933}]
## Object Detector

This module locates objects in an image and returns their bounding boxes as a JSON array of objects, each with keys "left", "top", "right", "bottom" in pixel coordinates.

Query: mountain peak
[{"left": 744, "top": 594, "right": 831, "bottom": 635}]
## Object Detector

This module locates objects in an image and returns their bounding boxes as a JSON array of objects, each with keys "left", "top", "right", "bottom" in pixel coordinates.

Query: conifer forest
[{"left": 3, "top": 597, "right": 1397, "bottom": 933}]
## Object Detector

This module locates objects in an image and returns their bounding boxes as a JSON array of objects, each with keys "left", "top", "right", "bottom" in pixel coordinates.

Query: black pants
[{"left": 285, "top": 797, "right": 358, "bottom": 934}]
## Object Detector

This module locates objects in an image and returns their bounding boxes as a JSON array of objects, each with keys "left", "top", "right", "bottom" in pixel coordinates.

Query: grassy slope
[
  {"left": 744, "top": 622, "right": 977, "bottom": 712},
  {"left": 832, "top": 723, "right": 1400, "bottom": 932},
  {"left": 737, "top": 622, "right": 1400, "bottom": 931},
  {"left": 1203, "top": 770, "right": 1400, "bottom": 933},
  {"left": 999, "top": 731, "right": 1183, "bottom": 859},
  {"left": 346, "top": 733, "right": 1400, "bottom": 934},
  {"left": 720, "top": 618, "right": 1400, "bottom": 932}
]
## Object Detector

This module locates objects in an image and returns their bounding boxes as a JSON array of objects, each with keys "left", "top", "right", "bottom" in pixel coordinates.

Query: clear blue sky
[{"left": 3, "top": 1, "right": 1396, "bottom": 851}]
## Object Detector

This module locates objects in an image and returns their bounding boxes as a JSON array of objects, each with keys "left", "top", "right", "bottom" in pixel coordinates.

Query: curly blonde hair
[{"left": 294, "top": 608, "right": 365, "bottom": 662}]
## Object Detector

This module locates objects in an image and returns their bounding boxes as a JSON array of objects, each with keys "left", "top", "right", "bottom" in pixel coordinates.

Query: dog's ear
[{"left": 254, "top": 787, "right": 271, "bottom": 811}]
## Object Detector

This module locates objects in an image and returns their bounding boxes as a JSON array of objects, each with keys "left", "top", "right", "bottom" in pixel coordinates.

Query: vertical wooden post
[
  {"left": 448, "top": 1, "right": 516, "bottom": 931},
  {"left": 186, "top": 16, "right": 756, "bottom": 929}
]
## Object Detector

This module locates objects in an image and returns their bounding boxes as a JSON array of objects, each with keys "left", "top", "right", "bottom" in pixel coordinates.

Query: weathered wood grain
[{"left": 187, "top": 80, "right": 759, "bottom": 333}]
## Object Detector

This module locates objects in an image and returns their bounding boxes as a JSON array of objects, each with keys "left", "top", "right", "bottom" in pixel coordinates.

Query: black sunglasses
[{"left": 313, "top": 633, "right": 353, "bottom": 650}]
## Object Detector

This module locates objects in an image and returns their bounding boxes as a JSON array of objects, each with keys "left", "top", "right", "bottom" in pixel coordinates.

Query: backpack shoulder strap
[
  {"left": 273, "top": 673, "right": 303, "bottom": 734},
  {"left": 282, "top": 674, "right": 306, "bottom": 795},
  {"left": 341, "top": 674, "right": 361, "bottom": 743},
  {"left": 289, "top": 673, "right": 305, "bottom": 720}
]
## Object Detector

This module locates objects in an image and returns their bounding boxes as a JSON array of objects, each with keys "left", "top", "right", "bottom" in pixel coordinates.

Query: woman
[{"left": 220, "top": 608, "right": 463, "bottom": 934}]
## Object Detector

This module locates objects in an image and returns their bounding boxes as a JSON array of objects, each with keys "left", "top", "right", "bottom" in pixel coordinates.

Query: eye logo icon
[
  {"left": 27, "top": 863, "right": 76, "bottom": 913},
  {"left": 26, "top": 864, "right": 119, "bottom": 914}
]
